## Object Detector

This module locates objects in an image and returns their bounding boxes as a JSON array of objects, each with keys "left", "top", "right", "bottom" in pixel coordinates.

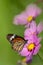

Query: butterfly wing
[{"left": 7, "top": 34, "right": 27, "bottom": 52}]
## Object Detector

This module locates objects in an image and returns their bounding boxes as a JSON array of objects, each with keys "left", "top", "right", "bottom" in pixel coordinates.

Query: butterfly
[{"left": 7, "top": 34, "right": 27, "bottom": 52}]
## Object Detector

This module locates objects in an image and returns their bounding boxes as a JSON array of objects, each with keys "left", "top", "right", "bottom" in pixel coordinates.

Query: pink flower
[
  {"left": 19, "top": 36, "right": 41, "bottom": 62},
  {"left": 24, "top": 21, "right": 43, "bottom": 40},
  {"left": 19, "top": 36, "right": 41, "bottom": 56},
  {"left": 13, "top": 4, "right": 42, "bottom": 27}
]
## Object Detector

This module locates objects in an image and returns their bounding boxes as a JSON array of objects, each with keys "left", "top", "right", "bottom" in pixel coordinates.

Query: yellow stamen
[
  {"left": 27, "top": 43, "right": 35, "bottom": 51},
  {"left": 27, "top": 16, "right": 33, "bottom": 22},
  {"left": 22, "top": 58, "right": 26, "bottom": 62}
]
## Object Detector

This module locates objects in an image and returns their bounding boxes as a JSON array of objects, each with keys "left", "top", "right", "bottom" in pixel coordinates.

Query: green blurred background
[{"left": 0, "top": 0, "right": 43, "bottom": 65}]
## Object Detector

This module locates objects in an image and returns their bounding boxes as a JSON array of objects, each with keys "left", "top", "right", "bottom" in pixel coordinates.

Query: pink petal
[
  {"left": 24, "top": 28, "right": 31, "bottom": 38},
  {"left": 26, "top": 4, "right": 42, "bottom": 17},
  {"left": 25, "top": 23, "right": 30, "bottom": 28},
  {"left": 13, "top": 11, "right": 28, "bottom": 25},
  {"left": 25, "top": 35, "right": 42, "bottom": 46},
  {"left": 26, "top": 51, "right": 33, "bottom": 61},
  {"left": 25, "top": 21, "right": 37, "bottom": 28},
  {"left": 25, "top": 35, "right": 38, "bottom": 45},
  {"left": 24, "top": 34, "right": 34, "bottom": 41},
  {"left": 37, "top": 37, "right": 42, "bottom": 44},
  {"left": 33, "top": 44, "right": 41, "bottom": 55},
  {"left": 19, "top": 47, "right": 30, "bottom": 56},
  {"left": 24, "top": 36, "right": 29, "bottom": 40},
  {"left": 29, "top": 35, "right": 38, "bottom": 45},
  {"left": 24, "top": 21, "right": 37, "bottom": 38},
  {"left": 30, "top": 21, "right": 37, "bottom": 32},
  {"left": 37, "top": 22, "right": 43, "bottom": 34}
]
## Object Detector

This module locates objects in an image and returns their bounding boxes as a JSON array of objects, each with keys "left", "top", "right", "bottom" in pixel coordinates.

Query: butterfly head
[{"left": 7, "top": 34, "right": 16, "bottom": 44}]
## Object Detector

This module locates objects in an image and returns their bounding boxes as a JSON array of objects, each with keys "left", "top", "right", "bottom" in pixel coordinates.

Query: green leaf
[{"left": 0, "top": 0, "right": 43, "bottom": 65}]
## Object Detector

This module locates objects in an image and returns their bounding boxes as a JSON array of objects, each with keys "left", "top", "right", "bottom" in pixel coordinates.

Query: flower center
[
  {"left": 27, "top": 16, "right": 33, "bottom": 22},
  {"left": 27, "top": 43, "right": 35, "bottom": 51}
]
